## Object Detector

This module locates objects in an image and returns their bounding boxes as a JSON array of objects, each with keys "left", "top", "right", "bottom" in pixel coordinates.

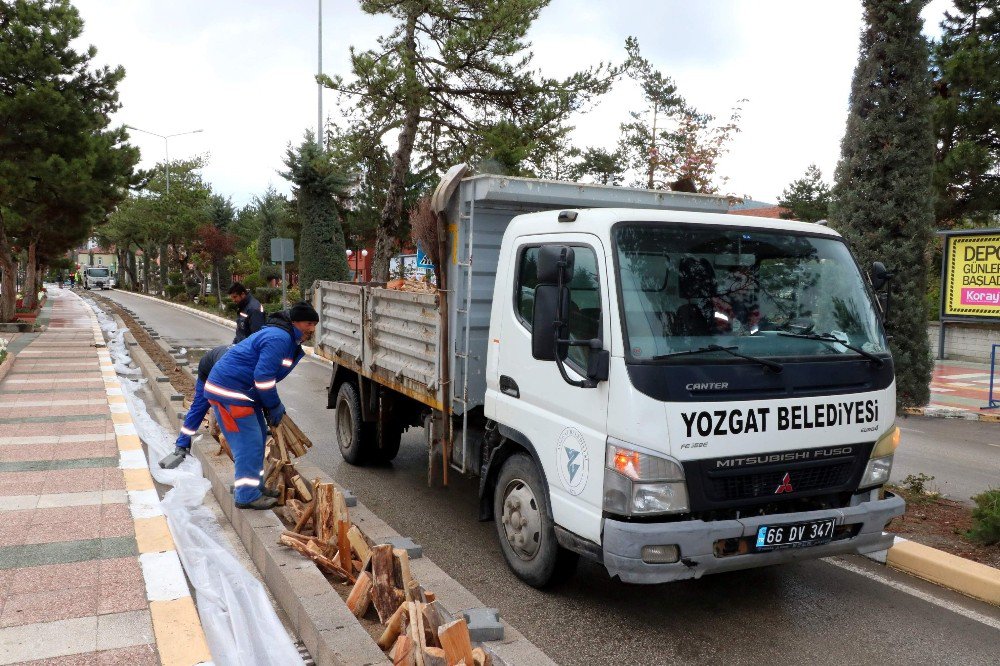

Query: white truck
[
  {"left": 83, "top": 266, "right": 113, "bottom": 290},
  {"left": 315, "top": 165, "right": 904, "bottom": 587}
]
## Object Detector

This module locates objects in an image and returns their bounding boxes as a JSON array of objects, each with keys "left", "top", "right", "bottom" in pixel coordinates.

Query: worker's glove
[
  {"left": 267, "top": 404, "right": 286, "bottom": 428},
  {"left": 175, "top": 433, "right": 192, "bottom": 449}
]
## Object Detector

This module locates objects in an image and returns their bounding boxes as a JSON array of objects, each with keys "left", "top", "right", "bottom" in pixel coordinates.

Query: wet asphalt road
[{"left": 101, "top": 289, "right": 1000, "bottom": 665}]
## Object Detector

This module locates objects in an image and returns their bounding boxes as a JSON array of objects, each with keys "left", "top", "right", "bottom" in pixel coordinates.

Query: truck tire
[
  {"left": 335, "top": 382, "right": 369, "bottom": 465},
  {"left": 373, "top": 421, "right": 403, "bottom": 463},
  {"left": 493, "top": 453, "right": 578, "bottom": 588}
]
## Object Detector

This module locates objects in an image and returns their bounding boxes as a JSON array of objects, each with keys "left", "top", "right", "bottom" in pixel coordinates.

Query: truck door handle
[{"left": 499, "top": 375, "right": 520, "bottom": 399}]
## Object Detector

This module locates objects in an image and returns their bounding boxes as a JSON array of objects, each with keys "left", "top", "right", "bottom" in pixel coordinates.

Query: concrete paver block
[
  {"left": 154, "top": 376, "right": 170, "bottom": 383},
  {"left": 380, "top": 536, "right": 422, "bottom": 559},
  {"left": 460, "top": 607, "right": 504, "bottom": 642},
  {"left": 342, "top": 489, "right": 357, "bottom": 507}
]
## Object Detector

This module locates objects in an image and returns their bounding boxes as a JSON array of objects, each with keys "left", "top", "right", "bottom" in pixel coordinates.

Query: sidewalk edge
[
  {"left": 902, "top": 405, "right": 1000, "bottom": 423},
  {"left": 863, "top": 536, "right": 999, "bottom": 607}
]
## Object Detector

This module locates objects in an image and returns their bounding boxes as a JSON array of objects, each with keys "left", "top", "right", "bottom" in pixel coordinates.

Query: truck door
[{"left": 494, "top": 234, "right": 610, "bottom": 544}]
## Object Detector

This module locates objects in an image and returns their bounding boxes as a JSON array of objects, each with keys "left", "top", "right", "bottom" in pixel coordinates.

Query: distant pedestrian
[
  {"left": 68, "top": 273, "right": 76, "bottom": 288},
  {"left": 159, "top": 344, "right": 231, "bottom": 469},
  {"left": 228, "top": 282, "right": 266, "bottom": 344},
  {"left": 205, "top": 302, "right": 317, "bottom": 509}
]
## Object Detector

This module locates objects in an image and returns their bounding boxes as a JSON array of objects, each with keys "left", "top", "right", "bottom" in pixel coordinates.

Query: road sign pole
[{"left": 281, "top": 260, "right": 287, "bottom": 310}]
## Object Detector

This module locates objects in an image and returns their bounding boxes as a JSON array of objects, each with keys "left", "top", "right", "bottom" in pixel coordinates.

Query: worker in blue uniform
[
  {"left": 228, "top": 282, "right": 267, "bottom": 343},
  {"left": 204, "top": 301, "right": 318, "bottom": 509},
  {"left": 158, "top": 345, "right": 231, "bottom": 469}
]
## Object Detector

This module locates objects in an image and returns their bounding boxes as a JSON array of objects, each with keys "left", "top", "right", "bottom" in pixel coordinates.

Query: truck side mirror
[
  {"left": 531, "top": 283, "right": 568, "bottom": 361},
  {"left": 537, "top": 245, "right": 575, "bottom": 284},
  {"left": 870, "top": 261, "right": 890, "bottom": 291}
]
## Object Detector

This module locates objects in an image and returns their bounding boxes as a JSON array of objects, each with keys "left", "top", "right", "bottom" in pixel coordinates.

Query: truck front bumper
[{"left": 602, "top": 492, "right": 904, "bottom": 584}]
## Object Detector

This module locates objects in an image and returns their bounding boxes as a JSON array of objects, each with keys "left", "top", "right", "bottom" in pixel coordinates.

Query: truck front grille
[{"left": 706, "top": 462, "right": 854, "bottom": 502}]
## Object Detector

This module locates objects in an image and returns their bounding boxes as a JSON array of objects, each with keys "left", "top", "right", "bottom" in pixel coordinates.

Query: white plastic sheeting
[{"left": 88, "top": 299, "right": 304, "bottom": 666}]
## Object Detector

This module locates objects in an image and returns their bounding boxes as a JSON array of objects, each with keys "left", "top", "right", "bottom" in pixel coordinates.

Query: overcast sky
[{"left": 73, "top": 0, "right": 953, "bottom": 207}]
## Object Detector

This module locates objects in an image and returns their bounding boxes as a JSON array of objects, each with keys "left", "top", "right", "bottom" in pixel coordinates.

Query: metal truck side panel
[{"left": 316, "top": 282, "right": 364, "bottom": 366}]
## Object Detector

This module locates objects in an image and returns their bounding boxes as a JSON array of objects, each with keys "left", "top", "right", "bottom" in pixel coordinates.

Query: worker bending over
[
  {"left": 159, "top": 344, "right": 231, "bottom": 469},
  {"left": 205, "top": 301, "right": 318, "bottom": 509}
]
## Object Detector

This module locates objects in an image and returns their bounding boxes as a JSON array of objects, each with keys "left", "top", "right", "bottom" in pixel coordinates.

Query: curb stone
[
  {"left": 862, "top": 536, "right": 1000, "bottom": 606},
  {"left": 902, "top": 405, "right": 1000, "bottom": 423}
]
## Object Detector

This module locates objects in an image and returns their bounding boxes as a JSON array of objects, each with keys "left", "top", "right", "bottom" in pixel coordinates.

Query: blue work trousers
[{"left": 209, "top": 401, "right": 268, "bottom": 504}]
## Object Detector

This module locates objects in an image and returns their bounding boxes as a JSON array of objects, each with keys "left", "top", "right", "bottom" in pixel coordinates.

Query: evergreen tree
[
  {"left": 831, "top": 0, "right": 935, "bottom": 408},
  {"left": 778, "top": 164, "right": 832, "bottom": 222},
  {"left": 255, "top": 187, "right": 287, "bottom": 284},
  {"left": 931, "top": 0, "right": 1000, "bottom": 225},
  {"left": 281, "top": 132, "right": 351, "bottom": 296},
  {"left": 569, "top": 147, "right": 626, "bottom": 186}
]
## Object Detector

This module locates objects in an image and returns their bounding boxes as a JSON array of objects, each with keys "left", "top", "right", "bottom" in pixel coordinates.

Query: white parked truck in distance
[
  {"left": 315, "top": 165, "right": 904, "bottom": 587},
  {"left": 83, "top": 267, "right": 113, "bottom": 290}
]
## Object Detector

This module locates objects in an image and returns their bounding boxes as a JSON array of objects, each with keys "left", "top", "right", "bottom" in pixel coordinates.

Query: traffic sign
[
  {"left": 416, "top": 245, "right": 434, "bottom": 270},
  {"left": 270, "top": 238, "right": 294, "bottom": 263}
]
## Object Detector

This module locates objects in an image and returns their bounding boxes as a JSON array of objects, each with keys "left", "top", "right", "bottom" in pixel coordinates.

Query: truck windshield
[
  {"left": 613, "top": 224, "right": 888, "bottom": 363},
  {"left": 87, "top": 269, "right": 110, "bottom": 277}
]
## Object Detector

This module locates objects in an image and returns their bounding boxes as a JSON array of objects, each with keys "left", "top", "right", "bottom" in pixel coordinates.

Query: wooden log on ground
[
  {"left": 314, "top": 483, "right": 337, "bottom": 543},
  {"left": 338, "top": 520, "right": 351, "bottom": 568},
  {"left": 391, "top": 634, "right": 415, "bottom": 666},
  {"left": 405, "top": 579, "right": 424, "bottom": 604},
  {"left": 394, "top": 548, "right": 413, "bottom": 591},
  {"left": 346, "top": 571, "right": 373, "bottom": 618},
  {"left": 347, "top": 525, "right": 371, "bottom": 563},
  {"left": 333, "top": 487, "right": 349, "bottom": 523},
  {"left": 371, "top": 544, "right": 405, "bottom": 623},
  {"left": 378, "top": 603, "right": 408, "bottom": 650},
  {"left": 407, "top": 601, "right": 427, "bottom": 666},
  {"left": 273, "top": 427, "right": 290, "bottom": 461},
  {"left": 283, "top": 416, "right": 313, "bottom": 451},
  {"left": 437, "top": 619, "right": 474, "bottom": 666},
  {"left": 291, "top": 473, "right": 312, "bottom": 502},
  {"left": 421, "top": 647, "right": 447, "bottom": 666},
  {"left": 421, "top": 601, "right": 449, "bottom": 648},
  {"left": 471, "top": 647, "right": 491, "bottom": 666},
  {"left": 293, "top": 501, "right": 315, "bottom": 534}
]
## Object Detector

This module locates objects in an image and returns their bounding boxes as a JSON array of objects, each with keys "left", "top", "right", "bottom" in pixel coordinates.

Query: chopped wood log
[
  {"left": 421, "top": 647, "right": 447, "bottom": 666},
  {"left": 471, "top": 647, "right": 490, "bottom": 666},
  {"left": 273, "top": 427, "right": 290, "bottom": 461},
  {"left": 405, "top": 579, "right": 424, "bottom": 604},
  {"left": 280, "top": 534, "right": 353, "bottom": 581},
  {"left": 424, "top": 591, "right": 436, "bottom": 603},
  {"left": 371, "top": 544, "right": 405, "bottom": 623},
  {"left": 315, "top": 483, "right": 337, "bottom": 543},
  {"left": 393, "top": 548, "right": 413, "bottom": 591},
  {"left": 391, "top": 634, "right": 415, "bottom": 666},
  {"left": 333, "top": 487, "right": 349, "bottom": 524},
  {"left": 293, "top": 501, "right": 315, "bottom": 533},
  {"left": 291, "top": 474, "right": 312, "bottom": 502},
  {"left": 283, "top": 416, "right": 313, "bottom": 450},
  {"left": 421, "top": 601, "right": 450, "bottom": 648},
  {"left": 378, "top": 603, "right": 408, "bottom": 650},
  {"left": 407, "top": 602, "right": 427, "bottom": 666},
  {"left": 275, "top": 475, "right": 286, "bottom": 506},
  {"left": 346, "top": 571, "right": 373, "bottom": 618},
  {"left": 338, "top": 520, "right": 351, "bottom": 568},
  {"left": 216, "top": 433, "right": 233, "bottom": 459},
  {"left": 279, "top": 530, "right": 310, "bottom": 545},
  {"left": 438, "top": 619, "right": 474, "bottom": 666},
  {"left": 347, "top": 525, "right": 371, "bottom": 563}
]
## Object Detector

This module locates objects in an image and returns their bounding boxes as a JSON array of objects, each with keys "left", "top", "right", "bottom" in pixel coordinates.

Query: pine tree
[
  {"left": 931, "top": 0, "right": 1000, "bottom": 225},
  {"left": 255, "top": 187, "right": 287, "bottom": 284},
  {"left": 831, "top": 0, "right": 935, "bottom": 408},
  {"left": 778, "top": 164, "right": 832, "bottom": 222},
  {"left": 281, "top": 132, "right": 351, "bottom": 297}
]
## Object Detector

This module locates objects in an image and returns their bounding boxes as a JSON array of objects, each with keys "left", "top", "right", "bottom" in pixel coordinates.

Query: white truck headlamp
[
  {"left": 860, "top": 425, "right": 899, "bottom": 489},
  {"left": 603, "top": 439, "right": 688, "bottom": 516}
]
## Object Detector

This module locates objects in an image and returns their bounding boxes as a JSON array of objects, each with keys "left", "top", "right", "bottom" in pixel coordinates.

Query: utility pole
[{"left": 317, "top": 0, "right": 323, "bottom": 148}]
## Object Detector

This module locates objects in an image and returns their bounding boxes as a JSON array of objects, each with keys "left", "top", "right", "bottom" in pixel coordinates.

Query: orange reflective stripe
[{"left": 209, "top": 400, "right": 240, "bottom": 433}]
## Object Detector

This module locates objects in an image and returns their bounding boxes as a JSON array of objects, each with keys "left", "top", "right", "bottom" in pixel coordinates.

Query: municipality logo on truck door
[{"left": 556, "top": 428, "right": 589, "bottom": 496}]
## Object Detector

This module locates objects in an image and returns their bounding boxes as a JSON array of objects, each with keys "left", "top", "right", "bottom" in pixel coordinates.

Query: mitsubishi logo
[
  {"left": 564, "top": 447, "right": 581, "bottom": 482},
  {"left": 775, "top": 472, "right": 794, "bottom": 494}
]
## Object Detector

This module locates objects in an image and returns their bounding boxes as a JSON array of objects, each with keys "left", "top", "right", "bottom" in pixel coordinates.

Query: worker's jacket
[
  {"left": 177, "top": 344, "right": 231, "bottom": 444},
  {"left": 234, "top": 295, "right": 266, "bottom": 343},
  {"left": 205, "top": 311, "right": 305, "bottom": 412}
]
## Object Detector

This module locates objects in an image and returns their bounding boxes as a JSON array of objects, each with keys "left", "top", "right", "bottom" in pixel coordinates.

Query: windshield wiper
[
  {"left": 777, "top": 332, "right": 885, "bottom": 367},
  {"left": 649, "top": 344, "right": 783, "bottom": 373}
]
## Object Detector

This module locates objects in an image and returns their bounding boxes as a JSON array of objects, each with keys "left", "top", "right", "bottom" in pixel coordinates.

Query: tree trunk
[
  {"left": 142, "top": 251, "right": 150, "bottom": 293},
  {"left": 372, "top": 11, "right": 420, "bottom": 282},
  {"left": 159, "top": 244, "right": 168, "bottom": 296},
  {"left": 23, "top": 241, "right": 38, "bottom": 310},
  {"left": 0, "top": 218, "right": 15, "bottom": 323}
]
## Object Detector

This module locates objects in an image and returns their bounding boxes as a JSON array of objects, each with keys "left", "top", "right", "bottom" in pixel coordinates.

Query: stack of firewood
[
  {"left": 278, "top": 482, "right": 492, "bottom": 665},
  {"left": 386, "top": 278, "right": 437, "bottom": 294},
  {"left": 263, "top": 418, "right": 314, "bottom": 505}
]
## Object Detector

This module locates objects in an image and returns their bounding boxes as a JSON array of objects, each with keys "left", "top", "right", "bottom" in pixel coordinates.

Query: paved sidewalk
[
  {"left": 0, "top": 290, "right": 211, "bottom": 665},
  {"left": 926, "top": 358, "right": 1000, "bottom": 416}
]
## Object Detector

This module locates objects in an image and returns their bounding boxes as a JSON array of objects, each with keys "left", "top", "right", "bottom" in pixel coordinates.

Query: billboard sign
[{"left": 940, "top": 230, "right": 1000, "bottom": 321}]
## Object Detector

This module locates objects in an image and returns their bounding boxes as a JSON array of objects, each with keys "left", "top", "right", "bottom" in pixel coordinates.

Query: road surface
[{"left": 100, "top": 289, "right": 1000, "bottom": 665}]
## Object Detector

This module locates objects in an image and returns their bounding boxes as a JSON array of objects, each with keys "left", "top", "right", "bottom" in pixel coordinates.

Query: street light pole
[
  {"left": 124, "top": 125, "right": 203, "bottom": 293},
  {"left": 317, "top": 0, "right": 323, "bottom": 147}
]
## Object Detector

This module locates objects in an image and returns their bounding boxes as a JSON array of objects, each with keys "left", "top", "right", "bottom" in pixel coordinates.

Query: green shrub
[
  {"left": 264, "top": 302, "right": 285, "bottom": 315},
  {"left": 255, "top": 287, "right": 281, "bottom": 304},
  {"left": 241, "top": 274, "right": 263, "bottom": 292},
  {"left": 203, "top": 295, "right": 218, "bottom": 307},
  {"left": 286, "top": 287, "right": 302, "bottom": 304},
  {"left": 165, "top": 284, "right": 185, "bottom": 298},
  {"left": 966, "top": 488, "right": 1000, "bottom": 546},
  {"left": 901, "top": 472, "right": 936, "bottom": 496},
  {"left": 167, "top": 271, "right": 183, "bottom": 285}
]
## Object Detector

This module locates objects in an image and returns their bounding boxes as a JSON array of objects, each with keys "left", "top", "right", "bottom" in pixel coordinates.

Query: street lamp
[
  {"left": 124, "top": 125, "right": 203, "bottom": 295},
  {"left": 124, "top": 125, "right": 203, "bottom": 194}
]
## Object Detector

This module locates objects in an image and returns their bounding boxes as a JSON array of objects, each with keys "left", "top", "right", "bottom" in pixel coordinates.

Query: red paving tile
[
  {"left": 0, "top": 468, "right": 124, "bottom": 496},
  {"left": 0, "top": 441, "right": 118, "bottom": 463},
  {"left": 0, "top": 405, "right": 110, "bottom": 419},
  {"left": 97, "top": 557, "right": 143, "bottom": 588},
  {"left": 0, "top": 585, "right": 99, "bottom": 628},
  {"left": 95, "top": 582, "right": 148, "bottom": 615},
  {"left": 0, "top": 421, "right": 111, "bottom": 438},
  {"left": 0, "top": 523, "right": 28, "bottom": 548},
  {"left": 8, "top": 560, "right": 100, "bottom": 595},
  {"left": 11, "top": 644, "right": 159, "bottom": 666}
]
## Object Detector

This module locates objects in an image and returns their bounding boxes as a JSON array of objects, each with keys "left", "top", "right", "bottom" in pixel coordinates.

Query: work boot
[
  {"left": 159, "top": 447, "right": 189, "bottom": 469},
  {"left": 236, "top": 495, "right": 278, "bottom": 510},
  {"left": 229, "top": 485, "right": 280, "bottom": 498}
]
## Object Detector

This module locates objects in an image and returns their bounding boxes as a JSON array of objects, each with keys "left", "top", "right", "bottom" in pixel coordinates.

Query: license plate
[{"left": 755, "top": 518, "right": 836, "bottom": 551}]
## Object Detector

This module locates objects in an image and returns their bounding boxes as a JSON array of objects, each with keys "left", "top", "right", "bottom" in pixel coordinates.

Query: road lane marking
[{"left": 824, "top": 557, "right": 1000, "bottom": 630}]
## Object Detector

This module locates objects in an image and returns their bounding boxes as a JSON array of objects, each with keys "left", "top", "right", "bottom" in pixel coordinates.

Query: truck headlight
[
  {"left": 603, "top": 439, "right": 688, "bottom": 516},
  {"left": 860, "top": 425, "right": 899, "bottom": 489}
]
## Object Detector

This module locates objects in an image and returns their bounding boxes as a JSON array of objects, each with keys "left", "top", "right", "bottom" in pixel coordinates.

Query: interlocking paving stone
[
  {"left": 0, "top": 457, "right": 118, "bottom": 474},
  {"left": 0, "top": 413, "right": 109, "bottom": 425},
  {"left": 0, "top": 387, "right": 106, "bottom": 395},
  {"left": 0, "top": 536, "right": 137, "bottom": 570}
]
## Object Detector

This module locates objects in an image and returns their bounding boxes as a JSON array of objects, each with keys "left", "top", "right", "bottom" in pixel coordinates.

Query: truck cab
[
  {"left": 483, "top": 208, "right": 902, "bottom": 584},
  {"left": 83, "top": 267, "right": 113, "bottom": 290}
]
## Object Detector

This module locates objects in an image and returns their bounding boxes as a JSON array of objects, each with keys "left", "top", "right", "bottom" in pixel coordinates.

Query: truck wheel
[
  {"left": 493, "top": 453, "right": 578, "bottom": 588},
  {"left": 335, "top": 383, "right": 369, "bottom": 465},
  {"left": 373, "top": 422, "right": 403, "bottom": 463}
]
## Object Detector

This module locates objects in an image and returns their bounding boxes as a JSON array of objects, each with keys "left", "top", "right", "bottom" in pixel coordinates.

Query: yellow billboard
[{"left": 942, "top": 232, "right": 1000, "bottom": 320}]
